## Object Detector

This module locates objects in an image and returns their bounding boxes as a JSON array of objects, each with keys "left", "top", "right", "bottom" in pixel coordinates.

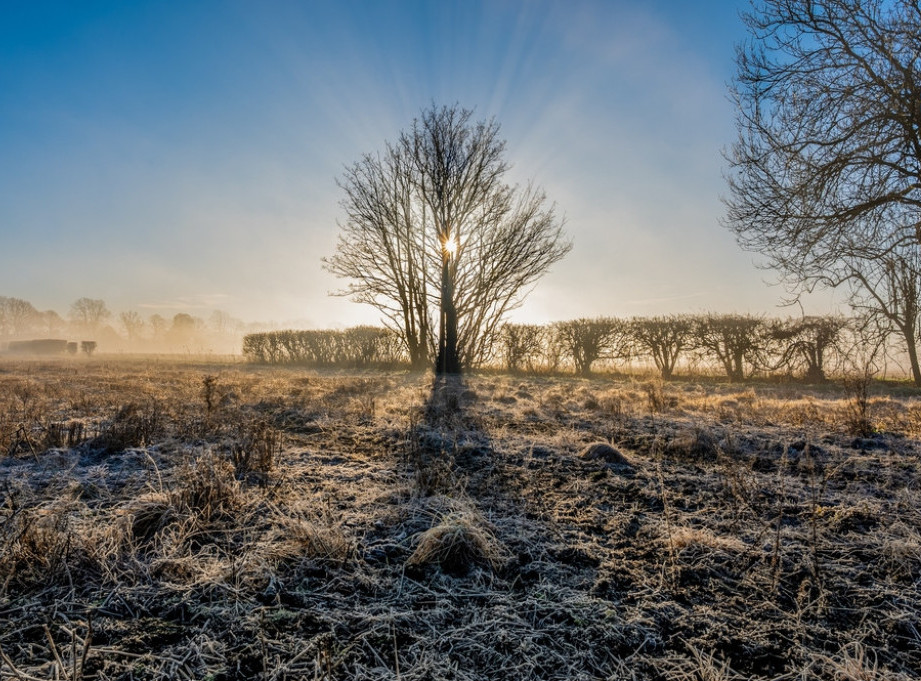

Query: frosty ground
[{"left": 1, "top": 358, "right": 919, "bottom": 680}]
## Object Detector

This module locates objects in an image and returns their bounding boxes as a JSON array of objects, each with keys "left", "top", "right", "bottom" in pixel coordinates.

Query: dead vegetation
[{"left": 0, "top": 358, "right": 919, "bottom": 679}]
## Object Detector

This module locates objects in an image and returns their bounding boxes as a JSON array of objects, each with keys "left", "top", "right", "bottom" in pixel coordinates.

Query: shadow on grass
[{"left": 404, "top": 373, "right": 500, "bottom": 498}]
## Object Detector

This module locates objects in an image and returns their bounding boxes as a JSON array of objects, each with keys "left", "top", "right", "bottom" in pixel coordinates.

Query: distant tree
[
  {"left": 554, "top": 317, "right": 632, "bottom": 377},
  {"left": 171, "top": 313, "right": 195, "bottom": 330},
  {"left": 0, "top": 297, "right": 40, "bottom": 337},
  {"left": 630, "top": 315, "right": 694, "bottom": 380},
  {"left": 693, "top": 314, "right": 765, "bottom": 382},
  {"left": 167, "top": 313, "right": 201, "bottom": 347},
  {"left": 499, "top": 323, "right": 545, "bottom": 373},
  {"left": 119, "top": 311, "right": 145, "bottom": 342},
  {"left": 209, "top": 310, "right": 234, "bottom": 334},
  {"left": 325, "top": 104, "right": 570, "bottom": 373},
  {"left": 149, "top": 314, "right": 168, "bottom": 339},
  {"left": 38, "top": 310, "right": 67, "bottom": 336},
  {"left": 724, "top": 0, "right": 921, "bottom": 383},
  {"left": 767, "top": 315, "right": 848, "bottom": 382},
  {"left": 80, "top": 340, "right": 97, "bottom": 356},
  {"left": 69, "top": 298, "right": 110, "bottom": 334}
]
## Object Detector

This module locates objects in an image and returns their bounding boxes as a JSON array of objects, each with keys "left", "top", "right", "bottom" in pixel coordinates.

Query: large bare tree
[
  {"left": 325, "top": 105, "right": 570, "bottom": 373},
  {"left": 724, "top": 0, "right": 921, "bottom": 382}
]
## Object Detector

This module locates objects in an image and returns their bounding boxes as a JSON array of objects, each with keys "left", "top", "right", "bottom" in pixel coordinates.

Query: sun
[{"left": 443, "top": 235, "right": 459, "bottom": 257}]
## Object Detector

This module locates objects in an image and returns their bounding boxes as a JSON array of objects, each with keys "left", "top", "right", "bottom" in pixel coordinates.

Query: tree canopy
[{"left": 325, "top": 104, "right": 570, "bottom": 371}]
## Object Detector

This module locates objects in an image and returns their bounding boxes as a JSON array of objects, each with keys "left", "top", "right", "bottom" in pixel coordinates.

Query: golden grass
[{"left": 0, "top": 357, "right": 920, "bottom": 679}]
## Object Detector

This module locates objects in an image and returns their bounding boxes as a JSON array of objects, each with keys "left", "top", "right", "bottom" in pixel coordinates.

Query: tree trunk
[
  {"left": 900, "top": 324, "right": 921, "bottom": 386},
  {"left": 436, "top": 253, "right": 461, "bottom": 375},
  {"left": 410, "top": 348, "right": 429, "bottom": 371},
  {"left": 731, "top": 350, "right": 745, "bottom": 382}
]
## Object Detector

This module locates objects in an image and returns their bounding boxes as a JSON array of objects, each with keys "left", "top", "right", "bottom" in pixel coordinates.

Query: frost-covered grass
[{"left": 1, "top": 358, "right": 919, "bottom": 680}]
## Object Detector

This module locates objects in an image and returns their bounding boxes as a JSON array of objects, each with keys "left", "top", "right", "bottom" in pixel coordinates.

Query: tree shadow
[
  {"left": 407, "top": 373, "right": 497, "bottom": 497},
  {"left": 424, "top": 374, "right": 468, "bottom": 424}
]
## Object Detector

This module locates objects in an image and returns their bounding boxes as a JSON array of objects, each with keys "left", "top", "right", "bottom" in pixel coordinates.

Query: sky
[{"left": 0, "top": 0, "right": 843, "bottom": 329}]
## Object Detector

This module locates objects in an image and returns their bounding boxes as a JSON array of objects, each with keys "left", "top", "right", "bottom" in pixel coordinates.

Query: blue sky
[{"left": 0, "top": 0, "right": 841, "bottom": 327}]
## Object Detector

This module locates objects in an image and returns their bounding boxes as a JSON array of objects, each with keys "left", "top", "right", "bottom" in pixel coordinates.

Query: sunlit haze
[{"left": 0, "top": 0, "right": 842, "bottom": 330}]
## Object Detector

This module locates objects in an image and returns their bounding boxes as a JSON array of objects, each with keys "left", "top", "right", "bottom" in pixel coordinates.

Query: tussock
[
  {"left": 83, "top": 401, "right": 163, "bottom": 454},
  {"left": 407, "top": 509, "right": 507, "bottom": 575},
  {"left": 669, "top": 526, "right": 747, "bottom": 553},
  {"left": 121, "top": 491, "right": 176, "bottom": 542},
  {"left": 273, "top": 516, "right": 354, "bottom": 567},
  {"left": 578, "top": 441, "right": 632, "bottom": 467},
  {"left": 174, "top": 449, "right": 240, "bottom": 520}
]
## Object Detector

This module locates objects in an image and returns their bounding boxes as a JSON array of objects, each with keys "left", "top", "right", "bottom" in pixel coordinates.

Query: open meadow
[{"left": 1, "top": 357, "right": 920, "bottom": 680}]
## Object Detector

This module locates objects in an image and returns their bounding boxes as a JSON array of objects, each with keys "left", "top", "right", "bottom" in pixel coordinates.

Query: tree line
[
  {"left": 0, "top": 296, "right": 248, "bottom": 354},
  {"left": 243, "top": 313, "right": 883, "bottom": 382}
]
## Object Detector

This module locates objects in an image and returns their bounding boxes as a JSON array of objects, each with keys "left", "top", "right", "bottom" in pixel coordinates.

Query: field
[{"left": 1, "top": 358, "right": 920, "bottom": 680}]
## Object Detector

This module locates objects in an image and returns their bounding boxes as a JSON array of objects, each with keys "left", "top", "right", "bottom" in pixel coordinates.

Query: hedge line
[
  {"left": 242, "top": 326, "right": 405, "bottom": 367},
  {"left": 244, "top": 314, "right": 869, "bottom": 382}
]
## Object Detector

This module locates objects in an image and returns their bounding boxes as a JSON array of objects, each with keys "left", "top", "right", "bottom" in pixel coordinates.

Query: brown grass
[{"left": 0, "top": 357, "right": 919, "bottom": 679}]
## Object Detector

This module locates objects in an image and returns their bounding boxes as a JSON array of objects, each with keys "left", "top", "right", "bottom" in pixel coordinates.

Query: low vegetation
[
  {"left": 242, "top": 314, "right": 885, "bottom": 384},
  {"left": 1, "top": 357, "right": 919, "bottom": 679}
]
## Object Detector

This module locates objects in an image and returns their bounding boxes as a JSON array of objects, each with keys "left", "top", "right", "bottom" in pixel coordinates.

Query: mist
[{"left": 0, "top": 295, "right": 295, "bottom": 357}]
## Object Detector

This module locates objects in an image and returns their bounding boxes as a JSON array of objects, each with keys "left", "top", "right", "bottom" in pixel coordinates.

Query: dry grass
[{"left": 0, "top": 357, "right": 920, "bottom": 679}]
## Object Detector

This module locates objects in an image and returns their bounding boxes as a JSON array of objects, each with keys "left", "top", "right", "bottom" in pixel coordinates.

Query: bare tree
[
  {"left": 724, "top": 0, "right": 921, "bottom": 382},
  {"left": 325, "top": 104, "right": 570, "bottom": 373},
  {"left": 149, "top": 314, "right": 168, "bottom": 339},
  {"left": 630, "top": 315, "right": 694, "bottom": 380},
  {"left": 767, "top": 315, "right": 848, "bottom": 382},
  {"left": 844, "top": 245, "right": 921, "bottom": 383},
  {"left": 325, "top": 141, "right": 432, "bottom": 369},
  {"left": 554, "top": 317, "right": 632, "bottom": 377},
  {"left": 499, "top": 323, "right": 545, "bottom": 374},
  {"left": 0, "top": 297, "right": 40, "bottom": 337},
  {"left": 693, "top": 314, "right": 766, "bottom": 382},
  {"left": 119, "top": 310, "right": 145, "bottom": 343},
  {"left": 209, "top": 310, "right": 233, "bottom": 334},
  {"left": 69, "top": 297, "right": 111, "bottom": 334},
  {"left": 169, "top": 313, "right": 197, "bottom": 338},
  {"left": 38, "top": 310, "right": 67, "bottom": 336}
]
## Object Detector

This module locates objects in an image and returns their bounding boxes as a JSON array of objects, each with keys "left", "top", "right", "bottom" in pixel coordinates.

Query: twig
[
  {"left": 0, "top": 643, "right": 38, "bottom": 681},
  {"left": 43, "top": 625, "right": 67, "bottom": 679}
]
